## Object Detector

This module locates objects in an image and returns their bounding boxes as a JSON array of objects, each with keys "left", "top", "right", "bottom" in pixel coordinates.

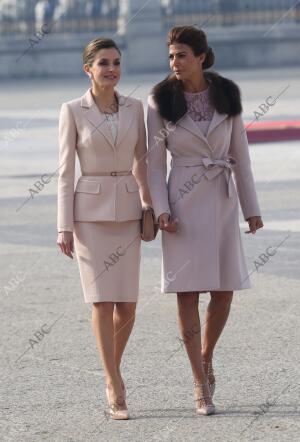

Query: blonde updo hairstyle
[{"left": 167, "top": 25, "right": 215, "bottom": 70}]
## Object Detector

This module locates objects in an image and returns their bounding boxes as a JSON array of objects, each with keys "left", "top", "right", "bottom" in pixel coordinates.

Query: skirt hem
[{"left": 162, "top": 285, "right": 251, "bottom": 294}]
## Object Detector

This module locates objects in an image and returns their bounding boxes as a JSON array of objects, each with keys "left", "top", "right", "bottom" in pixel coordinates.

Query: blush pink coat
[{"left": 147, "top": 94, "right": 262, "bottom": 293}]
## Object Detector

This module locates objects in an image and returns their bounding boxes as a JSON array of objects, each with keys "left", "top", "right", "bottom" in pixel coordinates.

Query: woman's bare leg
[
  {"left": 92, "top": 302, "right": 124, "bottom": 406},
  {"left": 113, "top": 302, "right": 137, "bottom": 385},
  {"left": 177, "top": 291, "right": 213, "bottom": 406},
  {"left": 201, "top": 291, "right": 233, "bottom": 362}
]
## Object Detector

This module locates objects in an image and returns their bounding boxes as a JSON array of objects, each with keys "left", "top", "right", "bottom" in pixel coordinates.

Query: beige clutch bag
[{"left": 141, "top": 207, "right": 159, "bottom": 242}]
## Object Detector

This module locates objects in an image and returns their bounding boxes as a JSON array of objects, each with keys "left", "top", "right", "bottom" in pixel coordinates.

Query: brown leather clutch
[{"left": 141, "top": 207, "right": 159, "bottom": 242}]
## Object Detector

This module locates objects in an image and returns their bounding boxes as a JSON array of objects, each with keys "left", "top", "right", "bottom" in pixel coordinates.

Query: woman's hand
[
  {"left": 245, "top": 216, "right": 264, "bottom": 234},
  {"left": 158, "top": 213, "right": 179, "bottom": 233},
  {"left": 57, "top": 231, "right": 74, "bottom": 258}
]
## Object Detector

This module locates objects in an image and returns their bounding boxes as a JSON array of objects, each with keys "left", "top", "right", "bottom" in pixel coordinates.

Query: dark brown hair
[
  {"left": 167, "top": 26, "right": 214, "bottom": 70},
  {"left": 83, "top": 37, "right": 121, "bottom": 66}
]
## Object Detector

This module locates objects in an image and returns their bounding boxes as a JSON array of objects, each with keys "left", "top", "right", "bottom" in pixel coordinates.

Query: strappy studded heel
[
  {"left": 105, "top": 386, "right": 129, "bottom": 420},
  {"left": 203, "top": 360, "right": 216, "bottom": 397},
  {"left": 194, "top": 381, "right": 215, "bottom": 415}
]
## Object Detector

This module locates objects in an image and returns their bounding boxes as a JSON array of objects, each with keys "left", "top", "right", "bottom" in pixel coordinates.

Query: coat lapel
[
  {"left": 206, "top": 110, "right": 228, "bottom": 138},
  {"left": 178, "top": 113, "right": 208, "bottom": 144},
  {"left": 177, "top": 109, "right": 228, "bottom": 153}
]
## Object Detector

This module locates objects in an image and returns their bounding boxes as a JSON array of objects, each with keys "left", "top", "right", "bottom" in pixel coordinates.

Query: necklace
[{"left": 99, "top": 93, "right": 118, "bottom": 115}]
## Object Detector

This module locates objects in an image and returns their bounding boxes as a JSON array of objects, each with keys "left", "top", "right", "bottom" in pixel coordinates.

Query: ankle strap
[{"left": 203, "top": 361, "right": 214, "bottom": 374}]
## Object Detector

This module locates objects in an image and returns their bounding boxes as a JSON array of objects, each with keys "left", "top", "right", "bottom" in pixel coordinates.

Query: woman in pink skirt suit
[
  {"left": 57, "top": 37, "right": 152, "bottom": 419},
  {"left": 147, "top": 26, "right": 264, "bottom": 415}
]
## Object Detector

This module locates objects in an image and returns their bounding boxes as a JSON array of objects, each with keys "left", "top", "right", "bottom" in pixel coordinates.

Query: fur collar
[{"left": 151, "top": 71, "right": 242, "bottom": 123}]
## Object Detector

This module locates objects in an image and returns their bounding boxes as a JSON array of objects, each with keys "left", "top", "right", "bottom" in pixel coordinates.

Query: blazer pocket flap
[
  {"left": 76, "top": 180, "right": 101, "bottom": 194},
  {"left": 125, "top": 181, "right": 139, "bottom": 193}
]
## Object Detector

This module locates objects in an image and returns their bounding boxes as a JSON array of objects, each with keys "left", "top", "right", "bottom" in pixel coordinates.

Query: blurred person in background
[
  {"left": 86, "top": 0, "right": 103, "bottom": 18},
  {"left": 0, "top": 0, "right": 18, "bottom": 22},
  {"left": 35, "top": 0, "right": 59, "bottom": 29},
  {"left": 0, "top": 0, "right": 34, "bottom": 34}
]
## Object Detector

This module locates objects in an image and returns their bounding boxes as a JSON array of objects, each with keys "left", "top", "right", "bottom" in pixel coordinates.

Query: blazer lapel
[
  {"left": 81, "top": 88, "right": 115, "bottom": 151},
  {"left": 114, "top": 90, "right": 134, "bottom": 148}
]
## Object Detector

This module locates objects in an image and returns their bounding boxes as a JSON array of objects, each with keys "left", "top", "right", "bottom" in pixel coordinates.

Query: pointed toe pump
[{"left": 105, "top": 386, "right": 130, "bottom": 420}]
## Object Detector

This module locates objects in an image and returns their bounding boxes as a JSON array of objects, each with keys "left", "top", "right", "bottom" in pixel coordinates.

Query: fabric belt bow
[
  {"left": 201, "top": 156, "right": 236, "bottom": 198},
  {"left": 171, "top": 155, "right": 237, "bottom": 198}
]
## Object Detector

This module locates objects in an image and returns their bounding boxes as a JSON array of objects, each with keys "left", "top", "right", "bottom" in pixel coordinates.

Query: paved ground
[{"left": 0, "top": 69, "right": 299, "bottom": 441}]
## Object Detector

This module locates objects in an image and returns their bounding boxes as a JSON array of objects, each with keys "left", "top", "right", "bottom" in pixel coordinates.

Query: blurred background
[{"left": 1, "top": 0, "right": 300, "bottom": 76}]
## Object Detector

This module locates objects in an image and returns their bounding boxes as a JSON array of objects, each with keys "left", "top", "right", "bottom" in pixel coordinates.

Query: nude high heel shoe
[
  {"left": 105, "top": 386, "right": 129, "bottom": 420},
  {"left": 194, "top": 381, "right": 215, "bottom": 416}
]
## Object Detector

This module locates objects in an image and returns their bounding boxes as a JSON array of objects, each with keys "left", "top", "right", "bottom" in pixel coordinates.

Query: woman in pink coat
[{"left": 147, "top": 26, "right": 264, "bottom": 415}]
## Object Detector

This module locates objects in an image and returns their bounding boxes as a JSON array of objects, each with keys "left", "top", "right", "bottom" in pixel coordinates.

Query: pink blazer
[{"left": 57, "top": 88, "right": 149, "bottom": 232}]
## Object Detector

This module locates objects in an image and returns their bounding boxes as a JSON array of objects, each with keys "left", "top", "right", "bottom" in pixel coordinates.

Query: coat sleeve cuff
[{"left": 154, "top": 209, "right": 171, "bottom": 223}]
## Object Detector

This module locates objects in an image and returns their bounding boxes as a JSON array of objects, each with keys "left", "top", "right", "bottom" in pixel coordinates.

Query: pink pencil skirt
[{"left": 73, "top": 220, "right": 141, "bottom": 303}]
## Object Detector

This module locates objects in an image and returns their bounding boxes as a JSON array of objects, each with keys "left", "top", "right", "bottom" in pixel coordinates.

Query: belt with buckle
[{"left": 82, "top": 170, "right": 132, "bottom": 176}]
